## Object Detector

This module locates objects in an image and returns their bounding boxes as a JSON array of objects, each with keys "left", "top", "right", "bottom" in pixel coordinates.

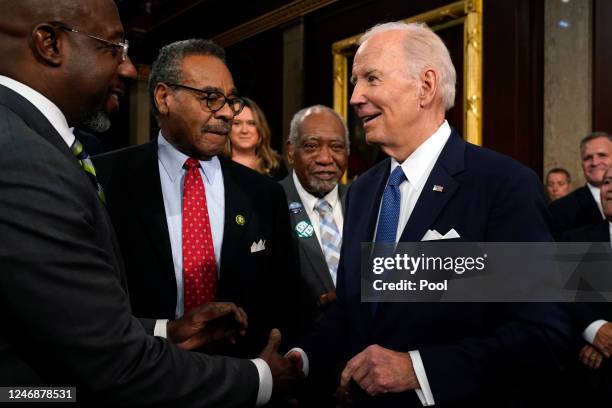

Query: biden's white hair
[{"left": 359, "top": 21, "right": 456, "bottom": 111}]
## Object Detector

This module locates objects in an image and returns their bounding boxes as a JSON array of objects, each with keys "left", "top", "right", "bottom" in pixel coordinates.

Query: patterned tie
[
  {"left": 182, "top": 158, "right": 217, "bottom": 312},
  {"left": 315, "top": 199, "right": 342, "bottom": 285},
  {"left": 70, "top": 138, "right": 106, "bottom": 204},
  {"left": 375, "top": 166, "right": 406, "bottom": 244},
  {"left": 371, "top": 166, "right": 406, "bottom": 314}
]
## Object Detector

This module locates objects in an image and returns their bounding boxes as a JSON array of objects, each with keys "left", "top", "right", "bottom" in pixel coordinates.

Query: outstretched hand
[
  {"left": 167, "top": 302, "right": 247, "bottom": 350},
  {"left": 259, "top": 329, "right": 304, "bottom": 400}
]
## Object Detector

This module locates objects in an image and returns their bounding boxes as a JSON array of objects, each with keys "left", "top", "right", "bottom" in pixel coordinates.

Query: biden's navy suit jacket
[{"left": 300, "top": 129, "right": 574, "bottom": 407}]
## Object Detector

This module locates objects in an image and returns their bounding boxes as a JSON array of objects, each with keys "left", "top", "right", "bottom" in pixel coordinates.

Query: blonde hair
[{"left": 225, "top": 97, "right": 281, "bottom": 175}]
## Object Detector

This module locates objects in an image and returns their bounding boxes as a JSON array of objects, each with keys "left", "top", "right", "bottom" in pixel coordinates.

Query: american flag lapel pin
[{"left": 433, "top": 185, "right": 444, "bottom": 192}]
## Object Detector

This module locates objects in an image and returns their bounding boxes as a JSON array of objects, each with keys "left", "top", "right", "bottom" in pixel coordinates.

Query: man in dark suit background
[
  {"left": 0, "top": 2, "right": 296, "bottom": 406},
  {"left": 562, "top": 167, "right": 612, "bottom": 405},
  {"left": 289, "top": 22, "right": 573, "bottom": 407},
  {"left": 550, "top": 132, "right": 611, "bottom": 238},
  {"left": 94, "top": 39, "right": 299, "bottom": 359},
  {"left": 280, "top": 105, "right": 349, "bottom": 329}
]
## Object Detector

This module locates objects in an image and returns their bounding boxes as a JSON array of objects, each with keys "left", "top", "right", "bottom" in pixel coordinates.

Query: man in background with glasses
[
  {"left": 94, "top": 38, "right": 299, "bottom": 367},
  {"left": 0, "top": 1, "right": 298, "bottom": 406}
]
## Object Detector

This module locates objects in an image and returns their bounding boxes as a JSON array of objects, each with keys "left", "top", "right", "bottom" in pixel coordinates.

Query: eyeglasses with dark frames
[
  {"left": 54, "top": 24, "right": 129, "bottom": 62},
  {"left": 166, "top": 83, "right": 245, "bottom": 115}
]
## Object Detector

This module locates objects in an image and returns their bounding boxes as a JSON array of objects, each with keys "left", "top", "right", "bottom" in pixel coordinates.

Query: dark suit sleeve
[
  {"left": 269, "top": 183, "right": 302, "bottom": 350},
  {"left": 419, "top": 166, "right": 573, "bottom": 404},
  {"left": 0, "top": 126, "right": 258, "bottom": 406}
]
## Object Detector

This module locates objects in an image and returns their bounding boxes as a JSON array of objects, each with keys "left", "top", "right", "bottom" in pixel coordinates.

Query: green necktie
[{"left": 70, "top": 138, "right": 106, "bottom": 205}]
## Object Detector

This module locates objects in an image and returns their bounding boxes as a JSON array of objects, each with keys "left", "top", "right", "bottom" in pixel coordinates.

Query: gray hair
[
  {"left": 359, "top": 21, "right": 456, "bottom": 111},
  {"left": 288, "top": 105, "right": 350, "bottom": 154},
  {"left": 148, "top": 39, "right": 226, "bottom": 118},
  {"left": 580, "top": 132, "right": 612, "bottom": 155}
]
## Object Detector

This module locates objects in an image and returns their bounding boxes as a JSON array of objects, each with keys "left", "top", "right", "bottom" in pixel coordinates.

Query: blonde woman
[{"left": 226, "top": 97, "right": 286, "bottom": 180}]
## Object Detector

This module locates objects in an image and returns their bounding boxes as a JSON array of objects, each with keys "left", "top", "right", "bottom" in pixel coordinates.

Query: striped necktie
[
  {"left": 315, "top": 198, "right": 342, "bottom": 286},
  {"left": 371, "top": 166, "right": 406, "bottom": 314},
  {"left": 70, "top": 138, "right": 106, "bottom": 204}
]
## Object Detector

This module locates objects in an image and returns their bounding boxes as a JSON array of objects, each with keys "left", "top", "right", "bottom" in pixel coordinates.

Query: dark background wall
[
  {"left": 109, "top": 0, "right": 611, "bottom": 179},
  {"left": 593, "top": 0, "right": 612, "bottom": 134}
]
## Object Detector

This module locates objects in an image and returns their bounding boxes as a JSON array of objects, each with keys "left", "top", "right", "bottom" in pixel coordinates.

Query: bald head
[{"left": 0, "top": 0, "right": 136, "bottom": 129}]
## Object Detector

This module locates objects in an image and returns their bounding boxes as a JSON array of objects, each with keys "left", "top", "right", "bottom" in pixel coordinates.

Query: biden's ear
[{"left": 418, "top": 68, "right": 438, "bottom": 108}]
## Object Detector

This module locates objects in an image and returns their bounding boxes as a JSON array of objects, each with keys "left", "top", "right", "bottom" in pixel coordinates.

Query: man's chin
[{"left": 80, "top": 111, "right": 112, "bottom": 133}]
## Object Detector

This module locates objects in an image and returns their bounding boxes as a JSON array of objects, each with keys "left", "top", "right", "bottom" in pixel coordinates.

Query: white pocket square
[
  {"left": 250, "top": 239, "right": 266, "bottom": 253},
  {"left": 421, "top": 228, "right": 460, "bottom": 241}
]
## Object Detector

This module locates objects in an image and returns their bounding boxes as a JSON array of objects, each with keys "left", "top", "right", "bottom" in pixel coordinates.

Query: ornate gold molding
[
  {"left": 464, "top": 0, "right": 483, "bottom": 145},
  {"left": 332, "top": 0, "right": 483, "bottom": 145},
  {"left": 213, "top": 0, "right": 338, "bottom": 47}
]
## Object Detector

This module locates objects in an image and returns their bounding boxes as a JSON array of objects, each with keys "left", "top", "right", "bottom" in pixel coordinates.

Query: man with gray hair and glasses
[
  {"left": 94, "top": 38, "right": 301, "bottom": 403},
  {"left": 288, "top": 21, "right": 572, "bottom": 407}
]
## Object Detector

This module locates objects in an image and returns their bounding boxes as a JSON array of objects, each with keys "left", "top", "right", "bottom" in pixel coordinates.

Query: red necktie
[{"left": 182, "top": 158, "right": 217, "bottom": 312}]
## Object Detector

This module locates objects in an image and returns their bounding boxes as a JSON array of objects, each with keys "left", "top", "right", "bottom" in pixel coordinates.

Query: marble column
[{"left": 543, "top": 0, "right": 592, "bottom": 186}]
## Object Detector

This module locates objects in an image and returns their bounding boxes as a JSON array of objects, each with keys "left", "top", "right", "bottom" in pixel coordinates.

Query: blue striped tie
[
  {"left": 371, "top": 166, "right": 406, "bottom": 313},
  {"left": 315, "top": 199, "right": 342, "bottom": 285},
  {"left": 70, "top": 139, "right": 106, "bottom": 204},
  {"left": 375, "top": 166, "right": 406, "bottom": 244}
]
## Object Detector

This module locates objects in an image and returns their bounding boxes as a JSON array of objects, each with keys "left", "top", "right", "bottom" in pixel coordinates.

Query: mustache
[{"left": 202, "top": 123, "right": 231, "bottom": 134}]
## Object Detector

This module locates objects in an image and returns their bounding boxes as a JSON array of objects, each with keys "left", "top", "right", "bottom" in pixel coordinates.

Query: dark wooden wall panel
[
  {"left": 482, "top": 0, "right": 544, "bottom": 177},
  {"left": 593, "top": 0, "right": 612, "bottom": 134},
  {"left": 226, "top": 30, "right": 285, "bottom": 152}
]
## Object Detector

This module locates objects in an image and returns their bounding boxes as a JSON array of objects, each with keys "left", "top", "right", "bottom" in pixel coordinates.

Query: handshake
[{"left": 165, "top": 302, "right": 305, "bottom": 401}]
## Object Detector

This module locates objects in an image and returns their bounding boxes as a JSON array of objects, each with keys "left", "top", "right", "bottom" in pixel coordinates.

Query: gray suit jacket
[
  {"left": 0, "top": 84, "right": 258, "bottom": 407},
  {"left": 279, "top": 173, "right": 346, "bottom": 329}
]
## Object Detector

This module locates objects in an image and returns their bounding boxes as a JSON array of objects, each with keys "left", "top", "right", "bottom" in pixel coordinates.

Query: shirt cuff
[
  {"left": 409, "top": 350, "right": 435, "bottom": 406},
  {"left": 583, "top": 320, "right": 608, "bottom": 344},
  {"left": 286, "top": 347, "right": 309, "bottom": 377},
  {"left": 251, "top": 358, "right": 272, "bottom": 406},
  {"left": 154, "top": 319, "right": 168, "bottom": 338}
]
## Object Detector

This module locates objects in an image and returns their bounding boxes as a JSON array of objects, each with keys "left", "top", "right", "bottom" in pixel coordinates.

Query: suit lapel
[
  {"left": 0, "top": 85, "right": 73, "bottom": 163},
  {"left": 356, "top": 162, "right": 390, "bottom": 326},
  {"left": 399, "top": 131, "right": 465, "bottom": 242},
  {"left": 219, "top": 158, "right": 251, "bottom": 274},
  {"left": 282, "top": 176, "right": 335, "bottom": 291},
  {"left": 133, "top": 141, "right": 174, "bottom": 274}
]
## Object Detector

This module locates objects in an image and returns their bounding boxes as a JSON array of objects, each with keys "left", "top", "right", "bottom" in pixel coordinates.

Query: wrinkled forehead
[{"left": 353, "top": 31, "right": 407, "bottom": 74}]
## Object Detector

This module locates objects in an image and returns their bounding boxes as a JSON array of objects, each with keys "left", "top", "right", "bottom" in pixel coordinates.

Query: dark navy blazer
[{"left": 301, "top": 129, "right": 574, "bottom": 407}]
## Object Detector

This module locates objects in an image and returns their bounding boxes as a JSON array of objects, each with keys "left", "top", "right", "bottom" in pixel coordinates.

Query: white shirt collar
[
  {"left": 391, "top": 120, "right": 451, "bottom": 189},
  {"left": 157, "top": 132, "right": 221, "bottom": 184},
  {"left": 292, "top": 170, "right": 340, "bottom": 211},
  {"left": 0, "top": 75, "right": 74, "bottom": 147}
]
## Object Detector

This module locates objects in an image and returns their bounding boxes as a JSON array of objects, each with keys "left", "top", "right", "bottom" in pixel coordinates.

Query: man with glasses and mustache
[
  {"left": 0, "top": 1, "right": 298, "bottom": 406},
  {"left": 94, "top": 39, "right": 299, "bottom": 362}
]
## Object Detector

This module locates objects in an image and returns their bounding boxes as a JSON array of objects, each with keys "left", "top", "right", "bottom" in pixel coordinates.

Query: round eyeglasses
[{"left": 166, "top": 83, "right": 245, "bottom": 115}]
